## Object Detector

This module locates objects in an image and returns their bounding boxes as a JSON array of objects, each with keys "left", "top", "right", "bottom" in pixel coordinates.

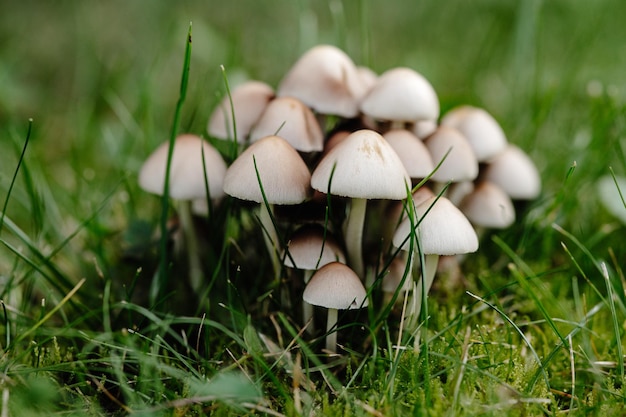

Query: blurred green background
[{"left": 0, "top": 0, "right": 625, "bottom": 242}]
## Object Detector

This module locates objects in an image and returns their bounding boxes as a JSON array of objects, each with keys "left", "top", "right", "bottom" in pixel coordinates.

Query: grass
[{"left": 1, "top": 0, "right": 626, "bottom": 415}]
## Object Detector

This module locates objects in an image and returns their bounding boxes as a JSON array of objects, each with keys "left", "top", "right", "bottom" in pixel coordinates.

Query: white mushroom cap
[
  {"left": 446, "top": 181, "right": 475, "bottom": 207},
  {"left": 249, "top": 96, "right": 324, "bottom": 152},
  {"left": 356, "top": 66, "right": 378, "bottom": 98},
  {"left": 393, "top": 195, "right": 479, "bottom": 255},
  {"left": 440, "top": 105, "right": 508, "bottom": 162},
  {"left": 483, "top": 144, "right": 541, "bottom": 200},
  {"left": 597, "top": 175, "right": 626, "bottom": 225},
  {"left": 283, "top": 224, "right": 346, "bottom": 270},
  {"left": 223, "top": 135, "right": 311, "bottom": 205},
  {"left": 322, "top": 130, "right": 351, "bottom": 156},
  {"left": 459, "top": 181, "right": 516, "bottom": 228},
  {"left": 412, "top": 119, "right": 439, "bottom": 140},
  {"left": 139, "top": 134, "right": 227, "bottom": 201},
  {"left": 277, "top": 45, "right": 366, "bottom": 118},
  {"left": 383, "top": 129, "right": 434, "bottom": 180},
  {"left": 424, "top": 126, "right": 479, "bottom": 183},
  {"left": 311, "top": 129, "right": 411, "bottom": 200},
  {"left": 207, "top": 81, "right": 274, "bottom": 142},
  {"left": 386, "top": 186, "right": 436, "bottom": 227},
  {"left": 359, "top": 67, "right": 440, "bottom": 123},
  {"left": 303, "top": 262, "right": 368, "bottom": 310}
]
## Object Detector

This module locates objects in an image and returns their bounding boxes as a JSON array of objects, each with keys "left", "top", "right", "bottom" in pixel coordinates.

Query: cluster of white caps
[{"left": 138, "top": 45, "right": 541, "bottom": 351}]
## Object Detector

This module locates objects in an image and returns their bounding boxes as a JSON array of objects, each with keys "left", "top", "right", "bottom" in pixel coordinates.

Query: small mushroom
[
  {"left": 283, "top": 224, "right": 346, "bottom": 332},
  {"left": 458, "top": 181, "right": 516, "bottom": 229},
  {"left": 207, "top": 80, "right": 274, "bottom": 143},
  {"left": 223, "top": 135, "right": 311, "bottom": 278},
  {"left": 277, "top": 44, "right": 366, "bottom": 118},
  {"left": 359, "top": 67, "right": 440, "bottom": 131},
  {"left": 248, "top": 96, "right": 324, "bottom": 152},
  {"left": 383, "top": 129, "right": 435, "bottom": 184},
  {"left": 482, "top": 144, "right": 541, "bottom": 200},
  {"left": 393, "top": 195, "right": 478, "bottom": 324},
  {"left": 302, "top": 262, "right": 368, "bottom": 353},
  {"left": 423, "top": 126, "right": 479, "bottom": 184},
  {"left": 440, "top": 105, "right": 508, "bottom": 162},
  {"left": 138, "top": 134, "right": 227, "bottom": 291}
]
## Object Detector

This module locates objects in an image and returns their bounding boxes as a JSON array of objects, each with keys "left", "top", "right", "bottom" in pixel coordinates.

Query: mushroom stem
[
  {"left": 177, "top": 200, "right": 204, "bottom": 292},
  {"left": 325, "top": 308, "right": 339, "bottom": 353},
  {"left": 344, "top": 197, "right": 367, "bottom": 280},
  {"left": 303, "top": 269, "right": 315, "bottom": 334},
  {"left": 259, "top": 202, "right": 281, "bottom": 280}
]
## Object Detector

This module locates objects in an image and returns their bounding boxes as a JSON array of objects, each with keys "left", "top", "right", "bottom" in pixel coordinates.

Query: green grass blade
[
  {"left": 466, "top": 291, "right": 551, "bottom": 392},
  {"left": 151, "top": 23, "right": 193, "bottom": 307},
  {"left": 601, "top": 262, "right": 624, "bottom": 379},
  {"left": 13, "top": 278, "right": 85, "bottom": 345},
  {"left": 219, "top": 64, "right": 239, "bottom": 161},
  {"left": 0, "top": 118, "right": 32, "bottom": 236}
]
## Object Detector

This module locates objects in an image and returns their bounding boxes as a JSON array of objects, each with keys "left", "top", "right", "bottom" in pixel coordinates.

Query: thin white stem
[
  {"left": 302, "top": 269, "right": 315, "bottom": 334},
  {"left": 326, "top": 308, "right": 338, "bottom": 353},
  {"left": 344, "top": 198, "right": 367, "bottom": 280},
  {"left": 259, "top": 203, "right": 281, "bottom": 280},
  {"left": 414, "top": 253, "right": 439, "bottom": 320},
  {"left": 177, "top": 200, "right": 203, "bottom": 292}
]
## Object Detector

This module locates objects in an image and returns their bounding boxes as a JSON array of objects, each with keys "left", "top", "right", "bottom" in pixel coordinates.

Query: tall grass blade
[
  {"left": 151, "top": 23, "right": 193, "bottom": 307},
  {"left": 219, "top": 64, "right": 239, "bottom": 161},
  {"left": 0, "top": 118, "right": 32, "bottom": 236},
  {"left": 601, "top": 262, "right": 624, "bottom": 379}
]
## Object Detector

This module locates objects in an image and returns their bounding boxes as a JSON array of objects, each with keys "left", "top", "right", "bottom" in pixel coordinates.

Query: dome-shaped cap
[
  {"left": 359, "top": 67, "right": 440, "bottom": 123},
  {"left": 424, "top": 126, "right": 479, "bottom": 183},
  {"left": 207, "top": 81, "right": 274, "bottom": 142},
  {"left": 311, "top": 129, "right": 411, "bottom": 200},
  {"left": 383, "top": 129, "right": 434, "bottom": 179},
  {"left": 459, "top": 181, "right": 515, "bottom": 228},
  {"left": 223, "top": 135, "right": 311, "bottom": 204},
  {"left": 441, "top": 105, "right": 508, "bottom": 162},
  {"left": 277, "top": 45, "right": 366, "bottom": 118},
  {"left": 483, "top": 144, "right": 541, "bottom": 200},
  {"left": 249, "top": 96, "right": 324, "bottom": 152},
  {"left": 139, "top": 134, "right": 227, "bottom": 200},
  {"left": 303, "top": 262, "right": 368, "bottom": 310},
  {"left": 393, "top": 195, "right": 479, "bottom": 255},
  {"left": 283, "top": 224, "right": 345, "bottom": 270}
]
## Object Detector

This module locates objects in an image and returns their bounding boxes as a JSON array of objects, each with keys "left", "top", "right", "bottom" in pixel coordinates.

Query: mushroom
[
  {"left": 482, "top": 144, "right": 541, "bottom": 200},
  {"left": 423, "top": 126, "right": 479, "bottom": 185},
  {"left": 359, "top": 67, "right": 439, "bottom": 131},
  {"left": 310, "top": 129, "right": 411, "bottom": 279},
  {"left": 223, "top": 135, "right": 311, "bottom": 278},
  {"left": 302, "top": 262, "right": 368, "bottom": 353},
  {"left": 248, "top": 96, "right": 324, "bottom": 152},
  {"left": 458, "top": 181, "right": 516, "bottom": 229},
  {"left": 283, "top": 223, "right": 346, "bottom": 331},
  {"left": 277, "top": 44, "right": 367, "bottom": 119},
  {"left": 383, "top": 129, "right": 435, "bottom": 184},
  {"left": 138, "top": 134, "right": 227, "bottom": 291},
  {"left": 207, "top": 80, "right": 274, "bottom": 143},
  {"left": 440, "top": 105, "right": 508, "bottom": 162},
  {"left": 392, "top": 195, "right": 478, "bottom": 323},
  {"left": 597, "top": 175, "right": 626, "bottom": 225}
]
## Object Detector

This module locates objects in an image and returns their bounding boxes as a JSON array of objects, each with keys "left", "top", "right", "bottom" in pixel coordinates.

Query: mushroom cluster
[{"left": 138, "top": 44, "right": 541, "bottom": 352}]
